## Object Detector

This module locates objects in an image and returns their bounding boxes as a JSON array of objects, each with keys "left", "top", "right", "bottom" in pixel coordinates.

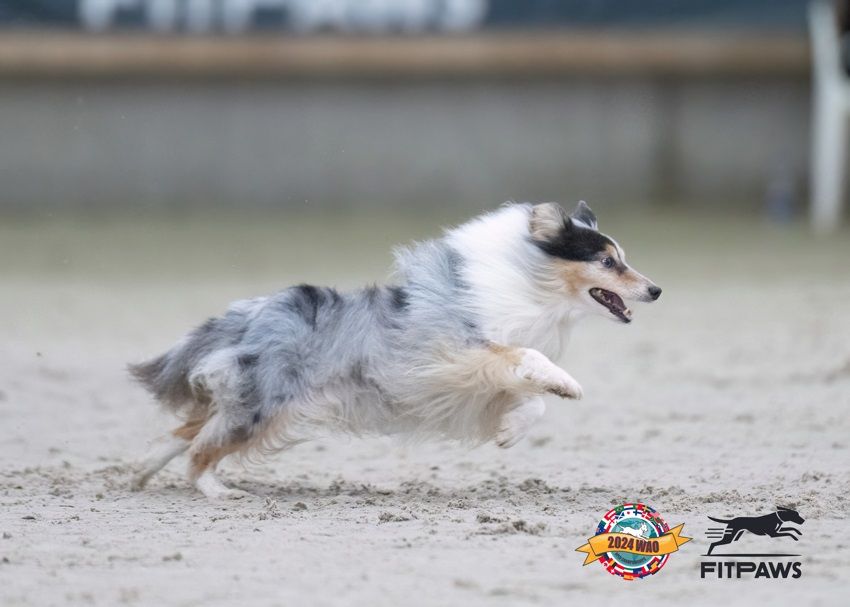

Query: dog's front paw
[
  {"left": 514, "top": 349, "right": 583, "bottom": 399},
  {"left": 495, "top": 427, "right": 523, "bottom": 449},
  {"left": 545, "top": 374, "right": 583, "bottom": 400},
  {"left": 495, "top": 397, "right": 545, "bottom": 448}
]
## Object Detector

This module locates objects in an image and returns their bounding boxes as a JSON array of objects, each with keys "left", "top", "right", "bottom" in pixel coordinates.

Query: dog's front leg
[
  {"left": 489, "top": 345, "right": 580, "bottom": 447},
  {"left": 507, "top": 346, "right": 583, "bottom": 400},
  {"left": 496, "top": 396, "right": 545, "bottom": 448},
  {"left": 418, "top": 343, "right": 581, "bottom": 446},
  {"left": 438, "top": 343, "right": 583, "bottom": 398}
]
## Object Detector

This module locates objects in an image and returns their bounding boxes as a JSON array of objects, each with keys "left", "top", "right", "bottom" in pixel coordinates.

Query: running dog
[
  {"left": 130, "top": 201, "right": 661, "bottom": 499},
  {"left": 619, "top": 522, "right": 651, "bottom": 539},
  {"left": 706, "top": 507, "right": 805, "bottom": 555}
]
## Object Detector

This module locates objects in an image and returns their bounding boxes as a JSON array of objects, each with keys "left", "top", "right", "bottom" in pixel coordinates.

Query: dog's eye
[{"left": 601, "top": 257, "right": 615, "bottom": 269}]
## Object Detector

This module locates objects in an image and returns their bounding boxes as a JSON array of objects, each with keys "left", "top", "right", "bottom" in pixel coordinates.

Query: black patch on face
[
  {"left": 533, "top": 219, "right": 613, "bottom": 262},
  {"left": 252, "top": 411, "right": 262, "bottom": 425},
  {"left": 287, "top": 284, "right": 323, "bottom": 328},
  {"left": 387, "top": 286, "right": 409, "bottom": 311}
]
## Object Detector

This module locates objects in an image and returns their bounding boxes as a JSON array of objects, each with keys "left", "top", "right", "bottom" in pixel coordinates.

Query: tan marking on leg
[
  {"left": 172, "top": 418, "right": 206, "bottom": 441},
  {"left": 486, "top": 342, "right": 522, "bottom": 366},
  {"left": 188, "top": 444, "right": 234, "bottom": 481},
  {"left": 188, "top": 440, "right": 256, "bottom": 500}
]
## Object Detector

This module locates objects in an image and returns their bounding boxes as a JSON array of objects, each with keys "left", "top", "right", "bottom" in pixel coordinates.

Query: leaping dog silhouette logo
[{"left": 705, "top": 507, "right": 805, "bottom": 556}]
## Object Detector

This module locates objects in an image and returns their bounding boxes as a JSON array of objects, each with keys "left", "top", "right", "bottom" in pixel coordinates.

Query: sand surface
[{"left": 1, "top": 213, "right": 848, "bottom": 606}]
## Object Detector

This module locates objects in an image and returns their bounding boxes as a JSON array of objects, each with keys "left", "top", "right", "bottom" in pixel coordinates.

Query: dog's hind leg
[
  {"left": 186, "top": 413, "right": 256, "bottom": 500},
  {"left": 131, "top": 434, "right": 190, "bottom": 490},
  {"left": 495, "top": 396, "right": 545, "bottom": 449},
  {"left": 131, "top": 417, "right": 208, "bottom": 490}
]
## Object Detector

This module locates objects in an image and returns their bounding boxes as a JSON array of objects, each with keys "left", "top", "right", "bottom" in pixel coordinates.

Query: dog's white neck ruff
[{"left": 447, "top": 204, "right": 584, "bottom": 360}]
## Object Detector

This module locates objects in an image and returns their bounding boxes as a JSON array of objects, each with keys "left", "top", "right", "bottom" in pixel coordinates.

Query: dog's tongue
[
  {"left": 608, "top": 291, "right": 625, "bottom": 309},
  {"left": 612, "top": 293, "right": 632, "bottom": 317},
  {"left": 590, "top": 288, "right": 632, "bottom": 322},
  {"left": 612, "top": 294, "right": 633, "bottom": 321}
]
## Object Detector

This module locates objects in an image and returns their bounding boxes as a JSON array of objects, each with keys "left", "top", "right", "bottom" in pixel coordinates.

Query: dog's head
[
  {"left": 777, "top": 507, "right": 805, "bottom": 525},
  {"left": 529, "top": 201, "right": 660, "bottom": 323}
]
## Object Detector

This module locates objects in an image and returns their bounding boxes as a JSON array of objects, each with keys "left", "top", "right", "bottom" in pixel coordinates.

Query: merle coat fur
[{"left": 130, "top": 201, "right": 660, "bottom": 498}]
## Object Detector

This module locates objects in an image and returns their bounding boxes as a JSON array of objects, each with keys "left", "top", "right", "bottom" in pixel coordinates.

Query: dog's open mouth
[{"left": 589, "top": 288, "right": 632, "bottom": 323}]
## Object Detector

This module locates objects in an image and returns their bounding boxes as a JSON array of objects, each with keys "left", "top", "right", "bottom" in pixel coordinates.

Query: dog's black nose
[{"left": 648, "top": 285, "right": 662, "bottom": 300}]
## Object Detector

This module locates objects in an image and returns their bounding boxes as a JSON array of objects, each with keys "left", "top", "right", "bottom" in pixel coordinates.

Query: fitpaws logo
[
  {"left": 576, "top": 503, "right": 691, "bottom": 580},
  {"left": 700, "top": 506, "right": 804, "bottom": 579}
]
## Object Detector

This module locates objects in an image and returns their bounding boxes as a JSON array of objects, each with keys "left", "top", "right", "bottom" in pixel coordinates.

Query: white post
[
  {"left": 809, "top": 1, "right": 849, "bottom": 233},
  {"left": 811, "top": 84, "right": 848, "bottom": 232}
]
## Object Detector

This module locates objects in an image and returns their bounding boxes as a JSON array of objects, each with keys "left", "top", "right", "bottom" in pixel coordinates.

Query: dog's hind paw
[
  {"left": 495, "top": 431, "right": 523, "bottom": 449},
  {"left": 212, "top": 488, "right": 255, "bottom": 501},
  {"left": 195, "top": 470, "right": 256, "bottom": 501},
  {"left": 198, "top": 486, "right": 256, "bottom": 501},
  {"left": 495, "top": 423, "right": 529, "bottom": 449}
]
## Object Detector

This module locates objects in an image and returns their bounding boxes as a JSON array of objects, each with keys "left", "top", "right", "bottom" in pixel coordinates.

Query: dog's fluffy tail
[
  {"left": 129, "top": 353, "right": 191, "bottom": 412},
  {"left": 129, "top": 318, "right": 225, "bottom": 412}
]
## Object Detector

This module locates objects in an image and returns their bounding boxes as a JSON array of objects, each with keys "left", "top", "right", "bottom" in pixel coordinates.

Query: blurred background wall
[{"left": 0, "top": 1, "right": 812, "bottom": 216}]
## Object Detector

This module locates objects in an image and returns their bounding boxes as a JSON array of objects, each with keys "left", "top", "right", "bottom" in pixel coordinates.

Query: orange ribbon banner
[{"left": 576, "top": 524, "right": 691, "bottom": 565}]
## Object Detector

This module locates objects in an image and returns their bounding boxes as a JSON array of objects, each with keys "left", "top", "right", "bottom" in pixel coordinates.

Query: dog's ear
[
  {"left": 570, "top": 200, "right": 598, "bottom": 230},
  {"left": 529, "top": 202, "right": 569, "bottom": 241}
]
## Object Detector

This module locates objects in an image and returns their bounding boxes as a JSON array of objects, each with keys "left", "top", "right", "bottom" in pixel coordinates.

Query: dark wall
[{"left": 0, "top": 76, "right": 808, "bottom": 215}]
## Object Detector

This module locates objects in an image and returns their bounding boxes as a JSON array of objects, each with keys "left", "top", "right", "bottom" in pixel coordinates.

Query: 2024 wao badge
[{"left": 577, "top": 503, "right": 691, "bottom": 580}]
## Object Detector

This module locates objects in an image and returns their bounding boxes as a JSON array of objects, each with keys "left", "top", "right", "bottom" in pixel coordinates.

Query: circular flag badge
[{"left": 576, "top": 503, "right": 691, "bottom": 580}]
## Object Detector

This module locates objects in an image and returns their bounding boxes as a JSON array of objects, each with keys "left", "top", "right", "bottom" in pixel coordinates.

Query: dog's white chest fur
[{"left": 447, "top": 205, "right": 577, "bottom": 359}]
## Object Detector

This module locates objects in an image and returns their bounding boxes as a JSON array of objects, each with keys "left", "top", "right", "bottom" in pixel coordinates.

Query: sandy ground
[{"left": 1, "top": 212, "right": 848, "bottom": 606}]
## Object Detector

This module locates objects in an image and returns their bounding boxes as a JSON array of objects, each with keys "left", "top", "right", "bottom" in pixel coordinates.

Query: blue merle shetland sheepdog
[{"left": 130, "top": 201, "right": 661, "bottom": 499}]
